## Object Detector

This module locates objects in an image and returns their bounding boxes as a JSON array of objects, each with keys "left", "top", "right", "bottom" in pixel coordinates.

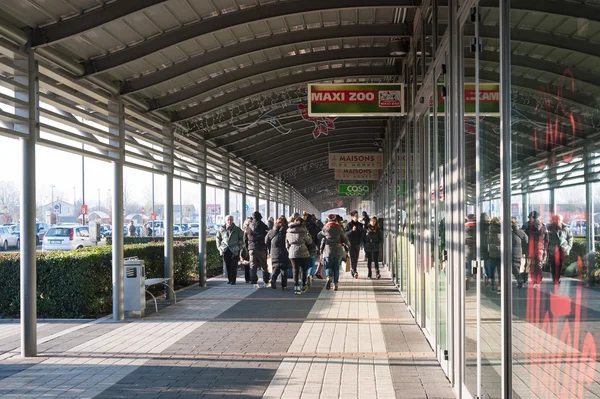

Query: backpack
[{"left": 275, "top": 227, "right": 286, "bottom": 249}]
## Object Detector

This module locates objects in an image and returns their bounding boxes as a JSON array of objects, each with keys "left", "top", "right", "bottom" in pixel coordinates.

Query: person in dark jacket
[
  {"left": 480, "top": 213, "right": 491, "bottom": 284},
  {"left": 488, "top": 217, "right": 502, "bottom": 291},
  {"left": 364, "top": 216, "right": 383, "bottom": 279},
  {"left": 361, "top": 211, "right": 370, "bottom": 260},
  {"left": 286, "top": 217, "right": 313, "bottom": 295},
  {"left": 547, "top": 214, "right": 573, "bottom": 285},
  {"left": 464, "top": 214, "right": 477, "bottom": 279},
  {"left": 522, "top": 211, "right": 549, "bottom": 287},
  {"left": 511, "top": 217, "right": 529, "bottom": 288},
  {"left": 266, "top": 216, "right": 290, "bottom": 290},
  {"left": 244, "top": 211, "right": 270, "bottom": 289},
  {"left": 216, "top": 215, "right": 245, "bottom": 285},
  {"left": 304, "top": 214, "right": 320, "bottom": 287},
  {"left": 319, "top": 214, "right": 350, "bottom": 291},
  {"left": 267, "top": 217, "right": 275, "bottom": 230},
  {"left": 314, "top": 215, "right": 324, "bottom": 231},
  {"left": 345, "top": 210, "right": 364, "bottom": 278}
]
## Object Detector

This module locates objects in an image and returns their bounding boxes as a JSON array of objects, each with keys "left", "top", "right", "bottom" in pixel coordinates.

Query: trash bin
[{"left": 124, "top": 257, "right": 146, "bottom": 317}]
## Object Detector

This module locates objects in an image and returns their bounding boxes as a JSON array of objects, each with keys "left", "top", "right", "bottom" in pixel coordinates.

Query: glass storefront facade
[{"left": 377, "top": 0, "right": 600, "bottom": 397}]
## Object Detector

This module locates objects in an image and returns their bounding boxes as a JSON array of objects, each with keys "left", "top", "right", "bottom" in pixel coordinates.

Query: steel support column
[
  {"left": 199, "top": 145, "right": 207, "bottom": 287},
  {"left": 15, "top": 48, "right": 39, "bottom": 357},
  {"left": 584, "top": 142, "right": 595, "bottom": 286},
  {"left": 500, "top": 0, "right": 513, "bottom": 396},
  {"left": 164, "top": 125, "right": 175, "bottom": 300},
  {"left": 108, "top": 98, "right": 125, "bottom": 321}
]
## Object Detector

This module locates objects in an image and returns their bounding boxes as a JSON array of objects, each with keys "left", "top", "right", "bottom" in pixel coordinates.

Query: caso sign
[{"left": 339, "top": 184, "right": 371, "bottom": 197}]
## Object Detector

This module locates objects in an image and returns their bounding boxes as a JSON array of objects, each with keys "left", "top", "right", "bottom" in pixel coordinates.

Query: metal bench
[{"left": 144, "top": 278, "right": 177, "bottom": 313}]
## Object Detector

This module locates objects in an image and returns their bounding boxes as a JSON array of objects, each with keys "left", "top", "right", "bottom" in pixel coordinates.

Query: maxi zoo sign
[
  {"left": 308, "top": 83, "right": 404, "bottom": 117},
  {"left": 338, "top": 184, "right": 371, "bottom": 197}
]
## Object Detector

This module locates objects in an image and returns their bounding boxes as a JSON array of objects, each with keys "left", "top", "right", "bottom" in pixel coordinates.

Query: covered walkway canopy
[{"left": 3, "top": 0, "right": 600, "bottom": 398}]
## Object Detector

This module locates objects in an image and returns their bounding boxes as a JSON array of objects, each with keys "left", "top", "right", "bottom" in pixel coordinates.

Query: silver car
[{"left": 0, "top": 226, "right": 19, "bottom": 251}]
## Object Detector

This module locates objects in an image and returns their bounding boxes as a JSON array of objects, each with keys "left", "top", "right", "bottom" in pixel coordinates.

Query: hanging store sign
[
  {"left": 308, "top": 83, "right": 404, "bottom": 117},
  {"left": 436, "top": 83, "right": 500, "bottom": 116},
  {"left": 329, "top": 153, "right": 383, "bottom": 169},
  {"left": 338, "top": 184, "right": 371, "bottom": 197},
  {"left": 334, "top": 169, "right": 379, "bottom": 180}
]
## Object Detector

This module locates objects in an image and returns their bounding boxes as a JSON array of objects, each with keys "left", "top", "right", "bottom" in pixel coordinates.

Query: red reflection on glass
[
  {"left": 533, "top": 69, "right": 579, "bottom": 169},
  {"left": 525, "top": 263, "right": 596, "bottom": 397}
]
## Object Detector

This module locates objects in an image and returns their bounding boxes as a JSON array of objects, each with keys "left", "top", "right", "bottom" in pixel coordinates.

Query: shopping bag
[
  {"left": 344, "top": 252, "right": 350, "bottom": 272},
  {"left": 267, "top": 255, "right": 273, "bottom": 274},
  {"left": 520, "top": 256, "right": 530, "bottom": 274},
  {"left": 315, "top": 257, "right": 325, "bottom": 279}
]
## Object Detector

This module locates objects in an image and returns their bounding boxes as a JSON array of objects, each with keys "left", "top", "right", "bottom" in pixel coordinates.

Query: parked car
[
  {"left": 36, "top": 222, "right": 50, "bottom": 245},
  {"left": 206, "top": 225, "right": 217, "bottom": 236},
  {"left": 188, "top": 223, "right": 199, "bottom": 236},
  {"left": 0, "top": 226, "right": 19, "bottom": 251},
  {"left": 569, "top": 219, "right": 600, "bottom": 236},
  {"left": 151, "top": 221, "right": 164, "bottom": 236},
  {"left": 173, "top": 225, "right": 184, "bottom": 236},
  {"left": 42, "top": 226, "right": 92, "bottom": 251}
]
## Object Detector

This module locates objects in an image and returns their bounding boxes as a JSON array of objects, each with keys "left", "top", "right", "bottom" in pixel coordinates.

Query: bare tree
[{"left": 0, "top": 180, "right": 19, "bottom": 219}]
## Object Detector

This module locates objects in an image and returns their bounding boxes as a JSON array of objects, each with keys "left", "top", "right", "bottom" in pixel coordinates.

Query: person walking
[
  {"left": 286, "top": 216, "right": 312, "bottom": 295},
  {"left": 511, "top": 217, "right": 529, "bottom": 288},
  {"left": 266, "top": 216, "right": 290, "bottom": 290},
  {"left": 240, "top": 218, "right": 252, "bottom": 283},
  {"left": 319, "top": 214, "right": 350, "bottom": 291},
  {"left": 128, "top": 220, "right": 137, "bottom": 237},
  {"left": 522, "top": 211, "right": 548, "bottom": 287},
  {"left": 480, "top": 213, "right": 491, "bottom": 286},
  {"left": 547, "top": 214, "right": 573, "bottom": 285},
  {"left": 345, "top": 210, "right": 364, "bottom": 278},
  {"left": 364, "top": 216, "right": 383, "bottom": 279},
  {"left": 244, "top": 211, "right": 270, "bottom": 289},
  {"left": 216, "top": 215, "right": 244, "bottom": 285},
  {"left": 488, "top": 217, "right": 502, "bottom": 292},
  {"left": 361, "top": 211, "right": 370, "bottom": 261},
  {"left": 304, "top": 214, "right": 320, "bottom": 287}
]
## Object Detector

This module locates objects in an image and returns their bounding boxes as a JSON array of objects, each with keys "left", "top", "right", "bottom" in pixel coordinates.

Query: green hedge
[
  {"left": 105, "top": 236, "right": 198, "bottom": 245},
  {"left": 0, "top": 238, "right": 221, "bottom": 319},
  {"left": 562, "top": 237, "right": 600, "bottom": 283}
]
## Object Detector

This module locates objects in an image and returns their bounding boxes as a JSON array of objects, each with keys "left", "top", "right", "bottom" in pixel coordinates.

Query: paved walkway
[{"left": 0, "top": 261, "right": 454, "bottom": 399}]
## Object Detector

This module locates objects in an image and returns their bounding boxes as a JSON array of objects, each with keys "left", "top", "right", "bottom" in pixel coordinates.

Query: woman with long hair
[
  {"left": 364, "top": 216, "right": 383, "bottom": 279},
  {"left": 286, "top": 216, "right": 313, "bottom": 295}
]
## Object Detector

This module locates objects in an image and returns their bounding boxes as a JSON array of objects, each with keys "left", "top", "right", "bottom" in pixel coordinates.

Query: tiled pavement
[{"left": 0, "top": 261, "right": 454, "bottom": 398}]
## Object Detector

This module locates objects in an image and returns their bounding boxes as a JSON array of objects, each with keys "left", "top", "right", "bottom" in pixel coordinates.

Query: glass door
[
  {"left": 435, "top": 59, "right": 449, "bottom": 375},
  {"left": 424, "top": 94, "right": 436, "bottom": 341}
]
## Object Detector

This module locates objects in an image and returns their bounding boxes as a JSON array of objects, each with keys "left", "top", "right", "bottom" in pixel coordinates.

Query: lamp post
[{"left": 50, "top": 184, "right": 55, "bottom": 224}]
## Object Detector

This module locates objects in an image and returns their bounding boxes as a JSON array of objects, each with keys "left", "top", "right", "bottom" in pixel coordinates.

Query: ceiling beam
[
  {"left": 472, "top": 25, "right": 600, "bottom": 59},
  {"left": 123, "top": 24, "right": 408, "bottom": 94},
  {"left": 172, "top": 66, "right": 398, "bottom": 122},
  {"left": 82, "top": 0, "right": 418, "bottom": 75},
  {"left": 239, "top": 128, "right": 385, "bottom": 161},
  {"left": 466, "top": 52, "right": 600, "bottom": 89},
  {"left": 258, "top": 141, "right": 381, "bottom": 172},
  {"left": 149, "top": 47, "right": 392, "bottom": 110},
  {"left": 30, "top": 0, "right": 169, "bottom": 47},
  {"left": 479, "top": 0, "right": 600, "bottom": 24},
  {"left": 222, "top": 117, "right": 386, "bottom": 148}
]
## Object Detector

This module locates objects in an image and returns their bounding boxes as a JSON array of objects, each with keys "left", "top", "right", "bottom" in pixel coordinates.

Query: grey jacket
[
  {"left": 318, "top": 222, "right": 350, "bottom": 258},
  {"left": 286, "top": 222, "right": 312, "bottom": 259},
  {"left": 216, "top": 223, "right": 244, "bottom": 255}
]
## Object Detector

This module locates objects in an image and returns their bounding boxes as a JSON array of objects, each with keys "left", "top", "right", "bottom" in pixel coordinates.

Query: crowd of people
[
  {"left": 216, "top": 210, "right": 383, "bottom": 295},
  {"left": 465, "top": 211, "right": 573, "bottom": 292}
]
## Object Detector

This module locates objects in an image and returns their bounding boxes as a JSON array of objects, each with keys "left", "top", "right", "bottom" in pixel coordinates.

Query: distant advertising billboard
[
  {"left": 334, "top": 169, "right": 379, "bottom": 180},
  {"left": 436, "top": 83, "right": 499, "bottom": 116},
  {"left": 308, "top": 83, "right": 404, "bottom": 117},
  {"left": 329, "top": 153, "right": 383, "bottom": 169},
  {"left": 338, "top": 184, "right": 371, "bottom": 197}
]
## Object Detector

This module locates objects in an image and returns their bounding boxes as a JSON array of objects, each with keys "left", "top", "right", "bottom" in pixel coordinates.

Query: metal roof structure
[{"left": 2, "top": 0, "right": 600, "bottom": 208}]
